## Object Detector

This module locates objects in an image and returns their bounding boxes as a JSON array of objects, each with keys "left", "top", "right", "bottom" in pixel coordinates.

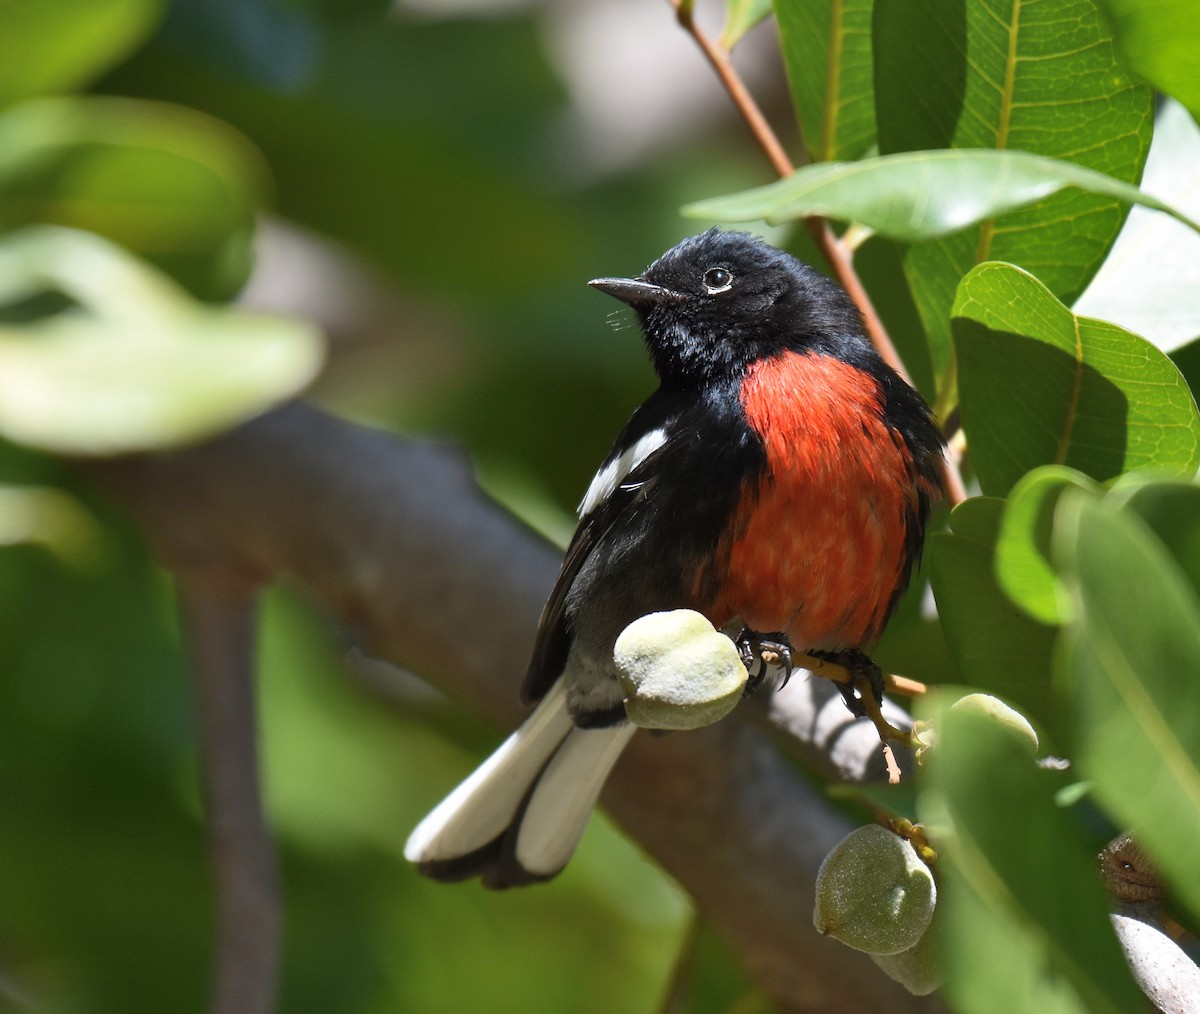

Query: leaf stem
[{"left": 795, "top": 652, "right": 918, "bottom": 782}]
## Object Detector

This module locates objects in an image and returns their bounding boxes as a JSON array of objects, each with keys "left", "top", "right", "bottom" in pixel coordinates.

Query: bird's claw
[{"left": 735, "top": 628, "right": 796, "bottom": 696}]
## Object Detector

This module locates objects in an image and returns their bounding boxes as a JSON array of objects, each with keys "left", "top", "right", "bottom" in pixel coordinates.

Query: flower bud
[
  {"left": 951, "top": 693, "right": 1038, "bottom": 752},
  {"left": 614, "top": 610, "right": 747, "bottom": 730},
  {"left": 814, "top": 824, "right": 936, "bottom": 955}
]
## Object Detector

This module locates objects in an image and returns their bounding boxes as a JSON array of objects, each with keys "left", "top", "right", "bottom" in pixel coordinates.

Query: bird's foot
[
  {"left": 735, "top": 628, "right": 795, "bottom": 696},
  {"left": 809, "top": 649, "right": 883, "bottom": 718}
]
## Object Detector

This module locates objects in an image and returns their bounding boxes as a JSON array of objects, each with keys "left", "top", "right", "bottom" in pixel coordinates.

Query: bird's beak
[{"left": 588, "top": 277, "right": 684, "bottom": 307}]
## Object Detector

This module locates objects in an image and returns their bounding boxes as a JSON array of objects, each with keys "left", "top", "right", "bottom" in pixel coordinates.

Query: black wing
[{"left": 520, "top": 391, "right": 685, "bottom": 703}]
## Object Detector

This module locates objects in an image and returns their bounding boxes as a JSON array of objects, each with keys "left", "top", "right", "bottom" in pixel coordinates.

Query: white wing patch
[{"left": 578, "top": 427, "right": 668, "bottom": 518}]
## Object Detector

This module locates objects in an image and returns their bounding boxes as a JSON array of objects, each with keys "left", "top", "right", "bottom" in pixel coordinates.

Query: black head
[{"left": 589, "top": 228, "right": 868, "bottom": 386}]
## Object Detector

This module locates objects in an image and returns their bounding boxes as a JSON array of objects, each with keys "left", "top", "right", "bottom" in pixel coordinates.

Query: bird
[{"left": 404, "top": 228, "right": 945, "bottom": 888}]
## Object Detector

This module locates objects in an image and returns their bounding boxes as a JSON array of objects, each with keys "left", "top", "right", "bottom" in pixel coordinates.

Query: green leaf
[
  {"left": 0, "top": 96, "right": 266, "bottom": 300},
  {"left": 1056, "top": 491, "right": 1200, "bottom": 924},
  {"left": 683, "top": 148, "right": 1198, "bottom": 241},
  {"left": 108, "top": 17, "right": 585, "bottom": 309},
  {"left": 772, "top": 0, "right": 875, "bottom": 162},
  {"left": 1094, "top": 0, "right": 1200, "bottom": 122},
  {"left": 894, "top": 0, "right": 1153, "bottom": 381},
  {"left": 0, "top": 0, "right": 163, "bottom": 106},
  {"left": 927, "top": 497, "right": 1063, "bottom": 743},
  {"left": 0, "top": 484, "right": 105, "bottom": 567},
  {"left": 996, "top": 467, "right": 1101, "bottom": 625},
  {"left": 871, "top": 0, "right": 966, "bottom": 155},
  {"left": 1113, "top": 479, "right": 1200, "bottom": 601},
  {"left": 0, "top": 227, "right": 323, "bottom": 456},
  {"left": 154, "top": 0, "right": 319, "bottom": 92},
  {"left": 721, "top": 0, "right": 772, "bottom": 50},
  {"left": 952, "top": 262, "right": 1200, "bottom": 496},
  {"left": 919, "top": 704, "right": 1142, "bottom": 1014}
]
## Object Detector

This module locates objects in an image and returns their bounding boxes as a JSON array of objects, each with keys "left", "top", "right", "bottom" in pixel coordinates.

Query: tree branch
[
  {"left": 90, "top": 403, "right": 937, "bottom": 1012},
  {"left": 178, "top": 572, "right": 279, "bottom": 1014}
]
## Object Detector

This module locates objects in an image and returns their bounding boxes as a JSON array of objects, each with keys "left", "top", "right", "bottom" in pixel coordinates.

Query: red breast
[{"left": 703, "top": 351, "right": 922, "bottom": 651}]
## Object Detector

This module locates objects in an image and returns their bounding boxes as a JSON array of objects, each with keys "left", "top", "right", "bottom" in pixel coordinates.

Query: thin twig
[
  {"left": 671, "top": 1, "right": 795, "bottom": 178},
  {"left": 669, "top": 0, "right": 968, "bottom": 506},
  {"left": 178, "top": 572, "right": 279, "bottom": 1014},
  {"left": 943, "top": 425, "right": 970, "bottom": 504},
  {"left": 796, "top": 652, "right": 915, "bottom": 783},
  {"left": 855, "top": 682, "right": 911, "bottom": 786},
  {"left": 795, "top": 651, "right": 925, "bottom": 700},
  {"left": 888, "top": 674, "right": 928, "bottom": 696}
]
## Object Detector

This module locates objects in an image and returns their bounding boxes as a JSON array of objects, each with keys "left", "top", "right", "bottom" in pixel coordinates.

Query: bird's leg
[
  {"left": 809, "top": 648, "right": 883, "bottom": 718},
  {"left": 735, "top": 628, "right": 796, "bottom": 695}
]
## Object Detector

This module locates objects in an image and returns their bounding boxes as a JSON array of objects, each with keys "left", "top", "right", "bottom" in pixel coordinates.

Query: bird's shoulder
[{"left": 521, "top": 382, "right": 757, "bottom": 703}]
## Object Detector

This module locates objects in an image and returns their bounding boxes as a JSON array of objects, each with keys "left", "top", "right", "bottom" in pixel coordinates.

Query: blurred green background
[{"left": 0, "top": 1, "right": 794, "bottom": 1011}]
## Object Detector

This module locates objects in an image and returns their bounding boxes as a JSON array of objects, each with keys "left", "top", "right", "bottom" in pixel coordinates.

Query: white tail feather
[
  {"left": 515, "top": 722, "right": 636, "bottom": 876},
  {"left": 404, "top": 680, "right": 573, "bottom": 863},
  {"left": 405, "top": 679, "right": 636, "bottom": 884}
]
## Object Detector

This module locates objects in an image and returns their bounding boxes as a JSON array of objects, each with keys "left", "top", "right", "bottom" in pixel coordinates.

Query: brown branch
[
  {"left": 90, "top": 403, "right": 937, "bottom": 1013},
  {"left": 177, "top": 572, "right": 279, "bottom": 1014},
  {"left": 669, "top": 0, "right": 968, "bottom": 506},
  {"left": 671, "top": 0, "right": 795, "bottom": 179}
]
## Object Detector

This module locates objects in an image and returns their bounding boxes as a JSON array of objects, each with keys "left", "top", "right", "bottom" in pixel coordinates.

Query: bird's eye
[{"left": 703, "top": 267, "right": 733, "bottom": 294}]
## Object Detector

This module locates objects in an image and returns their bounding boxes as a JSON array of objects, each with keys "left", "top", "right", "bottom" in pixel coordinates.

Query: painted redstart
[{"left": 405, "top": 228, "right": 945, "bottom": 888}]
